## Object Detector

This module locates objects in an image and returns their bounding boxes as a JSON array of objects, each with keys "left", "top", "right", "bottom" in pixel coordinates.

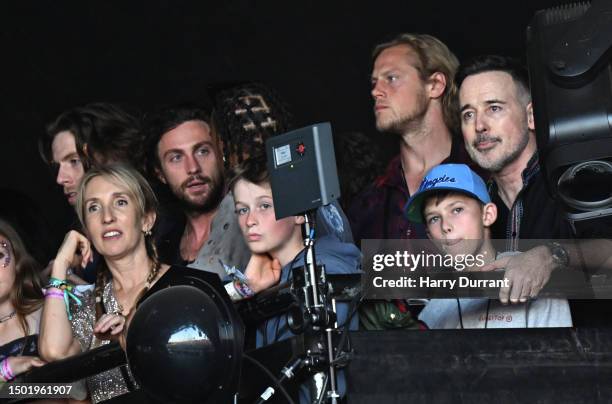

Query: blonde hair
[
  {"left": 373, "top": 33, "right": 460, "bottom": 132},
  {"left": 76, "top": 164, "right": 157, "bottom": 228},
  {"left": 75, "top": 164, "right": 160, "bottom": 320}
]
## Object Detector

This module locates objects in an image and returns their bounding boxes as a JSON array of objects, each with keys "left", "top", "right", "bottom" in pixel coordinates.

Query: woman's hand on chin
[{"left": 54, "top": 231, "right": 93, "bottom": 275}]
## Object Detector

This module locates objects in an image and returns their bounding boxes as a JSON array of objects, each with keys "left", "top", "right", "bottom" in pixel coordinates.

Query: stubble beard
[
  {"left": 174, "top": 174, "right": 225, "bottom": 215},
  {"left": 375, "top": 93, "right": 429, "bottom": 135},
  {"left": 466, "top": 129, "right": 530, "bottom": 173}
]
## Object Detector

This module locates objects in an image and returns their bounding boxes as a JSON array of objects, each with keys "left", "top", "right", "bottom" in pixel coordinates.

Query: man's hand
[
  {"left": 244, "top": 253, "right": 282, "bottom": 294},
  {"left": 478, "top": 246, "right": 555, "bottom": 304}
]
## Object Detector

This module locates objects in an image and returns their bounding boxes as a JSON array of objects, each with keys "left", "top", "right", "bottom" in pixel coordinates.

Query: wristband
[
  {"left": 4, "top": 358, "right": 14, "bottom": 380},
  {"left": 225, "top": 282, "right": 242, "bottom": 302},
  {"left": 219, "top": 259, "right": 249, "bottom": 283},
  {"left": 45, "top": 290, "right": 65, "bottom": 299},
  {"left": 0, "top": 358, "right": 14, "bottom": 381},
  {"left": 0, "top": 359, "right": 8, "bottom": 381},
  {"left": 44, "top": 277, "right": 82, "bottom": 320},
  {"left": 233, "top": 279, "right": 255, "bottom": 298},
  {"left": 45, "top": 277, "right": 73, "bottom": 291}
]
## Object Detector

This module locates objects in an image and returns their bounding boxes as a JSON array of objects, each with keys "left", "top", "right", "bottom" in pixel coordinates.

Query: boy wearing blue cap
[{"left": 405, "top": 164, "right": 571, "bottom": 328}]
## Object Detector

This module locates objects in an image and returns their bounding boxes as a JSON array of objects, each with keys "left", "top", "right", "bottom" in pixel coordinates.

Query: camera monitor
[{"left": 266, "top": 122, "right": 341, "bottom": 219}]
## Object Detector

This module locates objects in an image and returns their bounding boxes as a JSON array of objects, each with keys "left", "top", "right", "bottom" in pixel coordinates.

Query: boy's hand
[
  {"left": 244, "top": 253, "right": 282, "bottom": 293},
  {"left": 477, "top": 246, "right": 554, "bottom": 304}
]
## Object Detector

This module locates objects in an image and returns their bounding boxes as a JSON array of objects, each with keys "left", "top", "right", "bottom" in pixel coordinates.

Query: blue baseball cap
[{"left": 405, "top": 164, "right": 491, "bottom": 223}]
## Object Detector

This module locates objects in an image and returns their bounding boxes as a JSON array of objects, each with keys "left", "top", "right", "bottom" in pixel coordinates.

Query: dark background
[{"left": 0, "top": 0, "right": 575, "bottom": 259}]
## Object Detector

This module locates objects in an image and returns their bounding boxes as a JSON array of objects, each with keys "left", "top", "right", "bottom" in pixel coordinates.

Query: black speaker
[{"left": 527, "top": 0, "right": 612, "bottom": 223}]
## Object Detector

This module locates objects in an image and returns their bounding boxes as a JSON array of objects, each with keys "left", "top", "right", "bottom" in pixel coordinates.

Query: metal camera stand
[
  {"left": 252, "top": 211, "right": 343, "bottom": 404},
  {"left": 293, "top": 212, "right": 341, "bottom": 404}
]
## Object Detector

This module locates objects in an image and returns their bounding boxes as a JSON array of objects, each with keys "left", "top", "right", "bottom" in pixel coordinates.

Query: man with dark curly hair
[
  {"left": 211, "top": 81, "right": 354, "bottom": 244},
  {"left": 142, "top": 103, "right": 250, "bottom": 278}
]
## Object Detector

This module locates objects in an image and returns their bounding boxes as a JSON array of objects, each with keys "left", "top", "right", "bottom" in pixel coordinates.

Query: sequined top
[{"left": 71, "top": 282, "right": 135, "bottom": 403}]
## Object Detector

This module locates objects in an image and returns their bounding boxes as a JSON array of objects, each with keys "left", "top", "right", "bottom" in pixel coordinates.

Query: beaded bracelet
[
  {"left": 44, "top": 277, "right": 82, "bottom": 320},
  {"left": 0, "top": 358, "right": 14, "bottom": 381}
]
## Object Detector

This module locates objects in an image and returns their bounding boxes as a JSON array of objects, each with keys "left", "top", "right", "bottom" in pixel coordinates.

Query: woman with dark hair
[
  {"left": 211, "top": 81, "right": 355, "bottom": 244},
  {"left": 211, "top": 81, "right": 293, "bottom": 167},
  {"left": 39, "top": 164, "right": 170, "bottom": 403},
  {"left": 0, "top": 218, "right": 45, "bottom": 380}
]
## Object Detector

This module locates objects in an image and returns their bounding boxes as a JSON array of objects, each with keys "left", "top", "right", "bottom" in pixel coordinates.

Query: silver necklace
[{"left": 0, "top": 311, "right": 16, "bottom": 323}]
